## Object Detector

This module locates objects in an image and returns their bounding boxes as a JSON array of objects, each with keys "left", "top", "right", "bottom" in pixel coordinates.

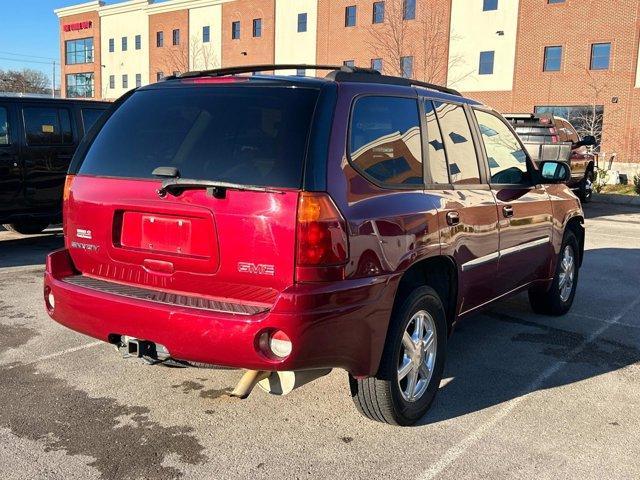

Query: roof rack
[{"left": 166, "top": 64, "right": 461, "bottom": 97}]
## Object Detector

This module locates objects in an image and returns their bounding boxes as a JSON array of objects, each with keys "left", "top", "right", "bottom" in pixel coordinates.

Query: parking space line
[
  {"left": 418, "top": 295, "right": 640, "bottom": 480},
  {"left": 4, "top": 341, "right": 103, "bottom": 370},
  {"left": 567, "top": 312, "right": 640, "bottom": 329}
]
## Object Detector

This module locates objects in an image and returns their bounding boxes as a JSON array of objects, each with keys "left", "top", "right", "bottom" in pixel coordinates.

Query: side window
[
  {"left": 474, "top": 109, "right": 529, "bottom": 185},
  {"left": 423, "top": 100, "right": 449, "bottom": 184},
  {"left": 434, "top": 102, "right": 480, "bottom": 185},
  {"left": 349, "top": 96, "right": 423, "bottom": 187},
  {"left": 0, "top": 107, "right": 9, "bottom": 145},
  {"left": 23, "top": 107, "right": 73, "bottom": 146},
  {"left": 82, "top": 108, "right": 105, "bottom": 132}
]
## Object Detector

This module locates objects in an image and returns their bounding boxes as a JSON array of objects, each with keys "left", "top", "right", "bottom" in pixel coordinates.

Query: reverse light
[
  {"left": 258, "top": 330, "right": 292, "bottom": 359},
  {"left": 295, "top": 192, "right": 348, "bottom": 281}
]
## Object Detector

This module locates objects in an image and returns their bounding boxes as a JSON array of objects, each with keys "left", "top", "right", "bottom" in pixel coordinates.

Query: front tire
[
  {"left": 578, "top": 171, "right": 594, "bottom": 203},
  {"left": 349, "top": 286, "right": 447, "bottom": 425},
  {"left": 2, "top": 220, "right": 50, "bottom": 235},
  {"left": 528, "top": 231, "right": 580, "bottom": 316}
]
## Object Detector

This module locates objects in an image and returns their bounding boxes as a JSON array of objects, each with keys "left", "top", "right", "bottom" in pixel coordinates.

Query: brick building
[{"left": 55, "top": 0, "right": 640, "bottom": 173}]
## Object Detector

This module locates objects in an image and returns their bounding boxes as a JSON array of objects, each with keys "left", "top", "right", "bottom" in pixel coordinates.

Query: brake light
[
  {"left": 63, "top": 175, "right": 75, "bottom": 202},
  {"left": 551, "top": 135, "right": 559, "bottom": 143},
  {"left": 295, "top": 192, "right": 348, "bottom": 282},
  {"left": 62, "top": 175, "right": 74, "bottom": 236}
]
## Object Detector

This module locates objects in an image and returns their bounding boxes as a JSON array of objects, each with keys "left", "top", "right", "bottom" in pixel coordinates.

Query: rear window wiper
[{"left": 157, "top": 178, "right": 284, "bottom": 199}]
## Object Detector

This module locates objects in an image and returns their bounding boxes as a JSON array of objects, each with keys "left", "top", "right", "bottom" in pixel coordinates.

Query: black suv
[{"left": 0, "top": 96, "right": 109, "bottom": 234}]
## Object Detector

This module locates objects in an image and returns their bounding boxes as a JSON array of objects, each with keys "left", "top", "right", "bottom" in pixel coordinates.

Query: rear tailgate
[
  {"left": 65, "top": 176, "right": 297, "bottom": 307},
  {"left": 64, "top": 82, "right": 321, "bottom": 308}
]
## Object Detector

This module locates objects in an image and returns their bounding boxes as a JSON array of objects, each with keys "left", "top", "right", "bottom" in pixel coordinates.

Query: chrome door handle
[
  {"left": 446, "top": 211, "right": 460, "bottom": 226},
  {"left": 503, "top": 205, "right": 514, "bottom": 218}
]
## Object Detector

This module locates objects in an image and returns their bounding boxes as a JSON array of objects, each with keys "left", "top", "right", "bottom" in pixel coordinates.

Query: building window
[
  {"left": 173, "top": 29, "right": 180, "bottom": 46},
  {"left": 403, "top": 0, "right": 416, "bottom": 20},
  {"left": 371, "top": 58, "right": 383, "bottom": 72},
  {"left": 135, "top": 35, "right": 141, "bottom": 50},
  {"left": 203, "top": 26, "right": 210, "bottom": 43},
  {"left": 108, "top": 38, "right": 114, "bottom": 53},
  {"left": 156, "top": 71, "right": 164, "bottom": 82},
  {"left": 0, "top": 107, "right": 9, "bottom": 146},
  {"left": 65, "top": 73, "right": 94, "bottom": 98},
  {"left": 156, "top": 31, "right": 164, "bottom": 47},
  {"left": 543, "top": 46, "right": 562, "bottom": 71},
  {"left": 109, "top": 75, "right": 115, "bottom": 89},
  {"left": 344, "top": 60, "right": 355, "bottom": 67},
  {"left": 122, "top": 36, "right": 127, "bottom": 51},
  {"left": 547, "top": 0, "right": 565, "bottom": 3},
  {"left": 135, "top": 73, "right": 142, "bottom": 88},
  {"left": 345, "top": 6, "right": 357, "bottom": 27},
  {"left": 296, "top": 68, "right": 306, "bottom": 76},
  {"left": 232, "top": 21, "right": 241, "bottom": 39},
  {"left": 483, "top": 0, "right": 498, "bottom": 11},
  {"left": 373, "top": 2, "right": 385, "bottom": 23},
  {"left": 590, "top": 43, "right": 611, "bottom": 70},
  {"left": 122, "top": 74, "right": 128, "bottom": 89},
  {"left": 401, "top": 56, "right": 413, "bottom": 78},
  {"left": 65, "top": 38, "right": 94, "bottom": 65},
  {"left": 298, "top": 13, "right": 308, "bottom": 32},
  {"left": 479, "top": 51, "right": 495, "bottom": 75},
  {"left": 253, "top": 18, "right": 262, "bottom": 37}
]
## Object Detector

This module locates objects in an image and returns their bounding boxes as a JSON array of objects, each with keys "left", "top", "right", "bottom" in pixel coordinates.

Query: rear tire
[
  {"left": 349, "top": 286, "right": 447, "bottom": 426},
  {"left": 2, "top": 220, "right": 50, "bottom": 235},
  {"left": 578, "top": 171, "right": 594, "bottom": 203},
  {"left": 528, "top": 231, "right": 580, "bottom": 316}
]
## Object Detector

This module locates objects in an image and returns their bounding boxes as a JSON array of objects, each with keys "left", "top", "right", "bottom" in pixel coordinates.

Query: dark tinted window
[
  {"left": 475, "top": 110, "right": 528, "bottom": 184},
  {"left": 350, "top": 96, "right": 423, "bottom": 187},
  {"left": 434, "top": 102, "right": 480, "bottom": 185},
  {"left": 0, "top": 107, "right": 9, "bottom": 145},
  {"left": 81, "top": 108, "right": 105, "bottom": 132},
  {"left": 423, "top": 100, "right": 449, "bottom": 184},
  {"left": 79, "top": 86, "right": 320, "bottom": 189},
  {"left": 23, "top": 107, "right": 73, "bottom": 146}
]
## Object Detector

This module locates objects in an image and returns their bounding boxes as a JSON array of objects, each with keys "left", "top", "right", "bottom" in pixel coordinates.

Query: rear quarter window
[
  {"left": 78, "top": 86, "right": 320, "bottom": 189},
  {"left": 349, "top": 96, "right": 423, "bottom": 187}
]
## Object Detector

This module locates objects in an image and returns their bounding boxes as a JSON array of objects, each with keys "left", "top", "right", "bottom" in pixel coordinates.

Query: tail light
[
  {"left": 295, "top": 192, "right": 348, "bottom": 282},
  {"left": 62, "top": 175, "right": 75, "bottom": 236},
  {"left": 549, "top": 128, "right": 559, "bottom": 143}
]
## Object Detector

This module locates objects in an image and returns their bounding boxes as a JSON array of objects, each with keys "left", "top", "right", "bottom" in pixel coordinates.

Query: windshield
[{"left": 78, "top": 85, "right": 320, "bottom": 188}]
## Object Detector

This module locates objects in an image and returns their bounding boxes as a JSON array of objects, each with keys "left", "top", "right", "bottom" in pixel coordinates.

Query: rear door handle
[
  {"left": 503, "top": 205, "right": 514, "bottom": 218},
  {"left": 446, "top": 211, "right": 460, "bottom": 226}
]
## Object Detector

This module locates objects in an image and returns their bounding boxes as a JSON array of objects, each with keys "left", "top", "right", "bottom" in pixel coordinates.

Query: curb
[{"left": 592, "top": 193, "right": 640, "bottom": 206}]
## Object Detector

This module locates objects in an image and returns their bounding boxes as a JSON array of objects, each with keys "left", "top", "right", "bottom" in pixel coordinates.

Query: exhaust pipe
[
  {"left": 258, "top": 369, "right": 332, "bottom": 396},
  {"left": 230, "top": 369, "right": 332, "bottom": 399}
]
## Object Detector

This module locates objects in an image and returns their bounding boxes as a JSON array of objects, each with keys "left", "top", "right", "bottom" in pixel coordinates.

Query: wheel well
[
  {"left": 392, "top": 256, "right": 458, "bottom": 333},
  {"left": 565, "top": 217, "right": 585, "bottom": 267}
]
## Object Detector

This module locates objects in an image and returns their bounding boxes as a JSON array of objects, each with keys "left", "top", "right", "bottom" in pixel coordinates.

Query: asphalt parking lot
[{"left": 0, "top": 202, "right": 638, "bottom": 480}]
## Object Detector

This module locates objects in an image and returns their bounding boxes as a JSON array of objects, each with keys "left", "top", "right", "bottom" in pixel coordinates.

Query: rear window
[
  {"left": 81, "top": 108, "right": 106, "bottom": 132},
  {"left": 78, "top": 86, "right": 320, "bottom": 188}
]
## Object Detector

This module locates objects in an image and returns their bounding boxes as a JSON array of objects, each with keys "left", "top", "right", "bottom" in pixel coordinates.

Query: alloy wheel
[
  {"left": 397, "top": 310, "right": 437, "bottom": 402},
  {"left": 558, "top": 245, "right": 575, "bottom": 302}
]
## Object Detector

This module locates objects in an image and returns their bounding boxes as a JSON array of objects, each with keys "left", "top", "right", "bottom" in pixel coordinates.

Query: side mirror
[
  {"left": 539, "top": 161, "right": 571, "bottom": 184},
  {"left": 575, "top": 135, "right": 597, "bottom": 148}
]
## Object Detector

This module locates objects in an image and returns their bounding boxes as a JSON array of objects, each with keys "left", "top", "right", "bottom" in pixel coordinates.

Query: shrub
[
  {"left": 633, "top": 174, "right": 640, "bottom": 195},
  {"left": 593, "top": 168, "right": 609, "bottom": 193}
]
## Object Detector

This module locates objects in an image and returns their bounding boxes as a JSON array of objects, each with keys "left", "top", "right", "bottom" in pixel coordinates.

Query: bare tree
[
  {"left": 161, "top": 36, "right": 220, "bottom": 75},
  {"left": 0, "top": 68, "right": 50, "bottom": 94},
  {"left": 365, "top": 0, "right": 407, "bottom": 77},
  {"left": 571, "top": 66, "right": 608, "bottom": 145},
  {"left": 366, "top": 0, "right": 473, "bottom": 85}
]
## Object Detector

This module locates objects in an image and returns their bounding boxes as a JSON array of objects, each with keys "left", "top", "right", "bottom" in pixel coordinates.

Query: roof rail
[
  {"left": 166, "top": 63, "right": 462, "bottom": 97},
  {"left": 169, "top": 64, "right": 374, "bottom": 80}
]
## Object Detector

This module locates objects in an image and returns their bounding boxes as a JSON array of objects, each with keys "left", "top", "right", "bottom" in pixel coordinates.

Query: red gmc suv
[{"left": 44, "top": 65, "right": 584, "bottom": 426}]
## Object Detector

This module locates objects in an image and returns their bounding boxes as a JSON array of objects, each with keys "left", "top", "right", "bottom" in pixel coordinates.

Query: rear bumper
[{"left": 44, "top": 249, "right": 397, "bottom": 376}]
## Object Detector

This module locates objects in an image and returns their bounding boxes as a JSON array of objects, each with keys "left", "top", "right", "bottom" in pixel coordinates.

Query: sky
[{"left": 0, "top": 1, "right": 101, "bottom": 88}]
